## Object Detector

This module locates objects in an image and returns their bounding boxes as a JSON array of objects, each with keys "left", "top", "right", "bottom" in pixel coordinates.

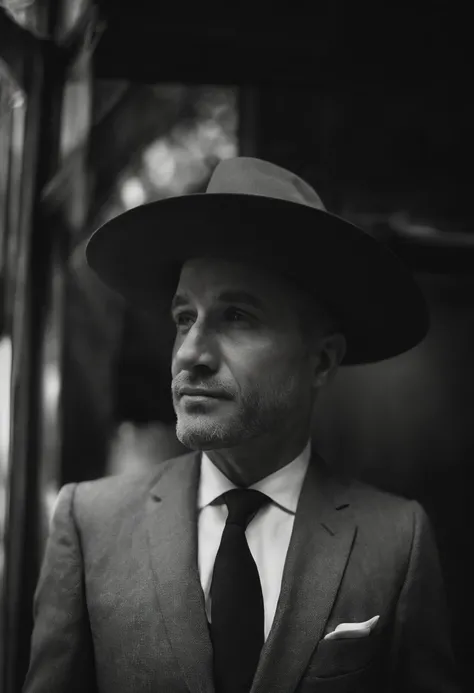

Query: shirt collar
[{"left": 198, "top": 440, "right": 311, "bottom": 514}]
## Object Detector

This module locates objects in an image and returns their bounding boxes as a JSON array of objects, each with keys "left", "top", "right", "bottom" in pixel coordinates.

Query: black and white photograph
[{"left": 0, "top": 4, "right": 471, "bottom": 692}]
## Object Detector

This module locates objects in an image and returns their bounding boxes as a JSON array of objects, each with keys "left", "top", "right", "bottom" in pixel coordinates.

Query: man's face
[{"left": 170, "top": 257, "right": 332, "bottom": 450}]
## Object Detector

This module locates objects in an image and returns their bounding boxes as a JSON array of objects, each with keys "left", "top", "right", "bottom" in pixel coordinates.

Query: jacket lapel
[
  {"left": 146, "top": 451, "right": 215, "bottom": 693},
  {"left": 251, "top": 454, "right": 357, "bottom": 693}
]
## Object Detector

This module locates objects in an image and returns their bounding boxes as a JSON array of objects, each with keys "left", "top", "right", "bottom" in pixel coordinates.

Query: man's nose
[{"left": 172, "top": 323, "right": 219, "bottom": 373}]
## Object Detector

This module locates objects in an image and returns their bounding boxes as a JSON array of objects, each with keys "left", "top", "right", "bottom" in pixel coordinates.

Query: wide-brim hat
[{"left": 85, "top": 157, "right": 429, "bottom": 365}]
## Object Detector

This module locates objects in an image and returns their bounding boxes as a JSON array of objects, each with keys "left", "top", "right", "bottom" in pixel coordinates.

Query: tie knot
[{"left": 223, "top": 489, "right": 269, "bottom": 529}]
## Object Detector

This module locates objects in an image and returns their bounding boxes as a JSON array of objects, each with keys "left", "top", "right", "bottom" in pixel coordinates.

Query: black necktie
[{"left": 210, "top": 488, "right": 270, "bottom": 693}]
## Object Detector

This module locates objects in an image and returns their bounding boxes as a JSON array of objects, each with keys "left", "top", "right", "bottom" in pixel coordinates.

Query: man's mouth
[{"left": 178, "top": 387, "right": 230, "bottom": 399}]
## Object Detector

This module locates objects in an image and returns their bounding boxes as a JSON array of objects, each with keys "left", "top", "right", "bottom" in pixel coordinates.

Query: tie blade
[{"left": 210, "top": 490, "right": 268, "bottom": 691}]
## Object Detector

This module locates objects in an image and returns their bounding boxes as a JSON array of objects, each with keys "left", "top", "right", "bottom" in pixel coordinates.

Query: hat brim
[{"left": 85, "top": 192, "right": 430, "bottom": 365}]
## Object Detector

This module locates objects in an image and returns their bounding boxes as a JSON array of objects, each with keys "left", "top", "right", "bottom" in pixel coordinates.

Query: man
[{"left": 23, "top": 157, "right": 461, "bottom": 692}]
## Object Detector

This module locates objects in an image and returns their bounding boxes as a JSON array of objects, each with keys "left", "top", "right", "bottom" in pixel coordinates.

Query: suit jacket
[{"left": 22, "top": 451, "right": 461, "bottom": 693}]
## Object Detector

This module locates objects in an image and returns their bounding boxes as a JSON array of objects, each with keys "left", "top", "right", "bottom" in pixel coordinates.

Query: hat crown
[{"left": 206, "top": 157, "right": 327, "bottom": 211}]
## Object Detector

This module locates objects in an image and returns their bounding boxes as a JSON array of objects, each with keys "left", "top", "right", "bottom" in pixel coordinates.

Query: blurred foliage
[{"left": 88, "top": 83, "right": 237, "bottom": 230}]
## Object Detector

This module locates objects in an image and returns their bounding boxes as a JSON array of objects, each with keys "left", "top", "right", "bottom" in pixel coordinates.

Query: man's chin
[
  {"left": 176, "top": 416, "right": 242, "bottom": 450},
  {"left": 180, "top": 438, "right": 227, "bottom": 451},
  {"left": 176, "top": 429, "right": 231, "bottom": 451}
]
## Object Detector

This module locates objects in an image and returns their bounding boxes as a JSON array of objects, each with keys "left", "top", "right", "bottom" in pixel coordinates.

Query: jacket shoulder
[
  {"left": 341, "top": 475, "right": 430, "bottom": 542},
  {"left": 69, "top": 451, "right": 196, "bottom": 520},
  {"left": 346, "top": 476, "right": 418, "bottom": 509}
]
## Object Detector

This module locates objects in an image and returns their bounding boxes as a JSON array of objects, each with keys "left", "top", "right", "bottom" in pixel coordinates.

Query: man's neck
[{"left": 203, "top": 430, "right": 311, "bottom": 487}]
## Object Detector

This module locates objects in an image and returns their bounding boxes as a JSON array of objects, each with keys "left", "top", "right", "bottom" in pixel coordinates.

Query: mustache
[{"left": 171, "top": 374, "right": 235, "bottom": 399}]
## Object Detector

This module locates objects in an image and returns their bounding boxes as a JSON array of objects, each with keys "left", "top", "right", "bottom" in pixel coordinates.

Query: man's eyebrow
[
  {"left": 170, "top": 290, "right": 265, "bottom": 312},
  {"left": 217, "top": 291, "right": 265, "bottom": 310},
  {"left": 170, "top": 293, "right": 189, "bottom": 312}
]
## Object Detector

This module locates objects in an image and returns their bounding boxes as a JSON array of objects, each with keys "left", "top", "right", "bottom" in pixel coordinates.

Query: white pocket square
[{"left": 323, "top": 615, "right": 380, "bottom": 641}]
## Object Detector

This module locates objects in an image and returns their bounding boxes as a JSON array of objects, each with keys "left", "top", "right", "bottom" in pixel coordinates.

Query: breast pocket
[{"left": 303, "top": 629, "right": 385, "bottom": 680}]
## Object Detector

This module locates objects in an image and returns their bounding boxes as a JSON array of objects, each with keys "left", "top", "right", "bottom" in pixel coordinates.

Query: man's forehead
[{"left": 175, "top": 258, "right": 300, "bottom": 305}]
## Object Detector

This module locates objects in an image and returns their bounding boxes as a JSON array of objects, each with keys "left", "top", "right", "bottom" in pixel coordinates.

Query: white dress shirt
[{"left": 197, "top": 441, "right": 311, "bottom": 640}]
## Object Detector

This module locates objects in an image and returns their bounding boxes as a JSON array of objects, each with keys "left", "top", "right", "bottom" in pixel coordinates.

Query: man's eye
[
  {"left": 173, "top": 312, "right": 194, "bottom": 328},
  {"left": 224, "top": 308, "right": 250, "bottom": 322}
]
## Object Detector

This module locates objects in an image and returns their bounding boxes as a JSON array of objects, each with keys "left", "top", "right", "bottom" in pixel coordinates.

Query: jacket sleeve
[
  {"left": 22, "top": 483, "right": 98, "bottom": 693},
  {"left": 390, "top": 501, "right": 463, "bottom": 693}
]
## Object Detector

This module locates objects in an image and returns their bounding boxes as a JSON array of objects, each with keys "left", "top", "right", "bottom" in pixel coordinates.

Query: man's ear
[{"left": 312, "top": 332, "right": 347, "bottom": 389}]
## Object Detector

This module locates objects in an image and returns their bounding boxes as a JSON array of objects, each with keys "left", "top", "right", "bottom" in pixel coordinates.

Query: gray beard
[{"left": 175, "top": 375, "right": 303, "bottom": 450}]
